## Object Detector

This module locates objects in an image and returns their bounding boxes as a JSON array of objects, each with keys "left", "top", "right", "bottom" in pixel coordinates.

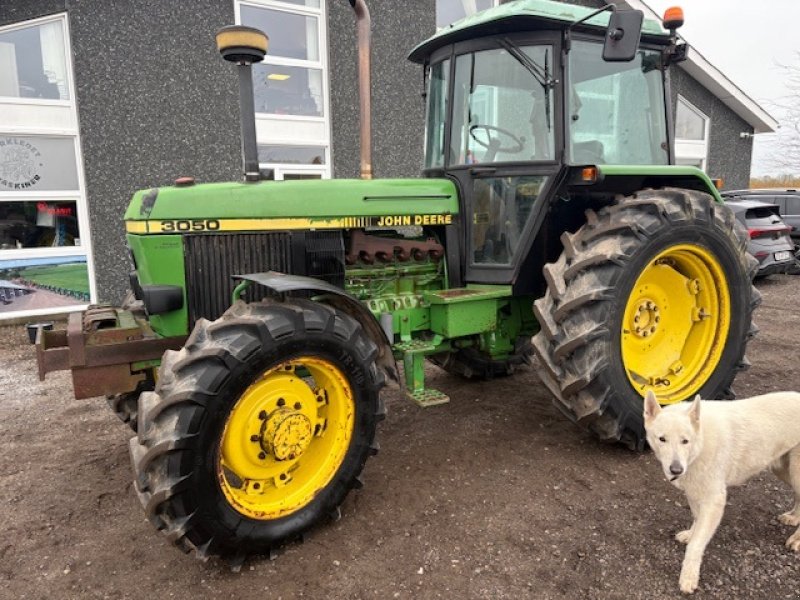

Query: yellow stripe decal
[
  {"left": 125, "top": 221, "right": 149, "bottom": 233},
  {"left": 125, "top": 213, "right": 454, "bottom": 234}
]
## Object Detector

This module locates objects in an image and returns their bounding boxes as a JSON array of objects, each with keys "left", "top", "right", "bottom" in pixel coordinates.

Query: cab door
[{"left": 443, "top": 33, "right": 563, "bottom": 285}]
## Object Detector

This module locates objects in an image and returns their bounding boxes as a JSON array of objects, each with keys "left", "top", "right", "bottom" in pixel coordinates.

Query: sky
[{"left": 644, "top": 0, "right": 800, "bottom": 177}]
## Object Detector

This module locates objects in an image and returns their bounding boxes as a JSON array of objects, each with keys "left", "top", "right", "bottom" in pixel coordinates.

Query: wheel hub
[
  {"left": 630, "top": 299, "right": 660, "bottom": 338},
  {"left": 261, "top": 407, "right": 313, "bottom": 461}
]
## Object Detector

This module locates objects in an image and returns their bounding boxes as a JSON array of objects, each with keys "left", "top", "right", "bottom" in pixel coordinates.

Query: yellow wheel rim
[
  {"left": 621, "top": 244, "right": 730, "bottom": 404},
  {"left": 217, "top": 357, "right": 354, "bottom": 520}
]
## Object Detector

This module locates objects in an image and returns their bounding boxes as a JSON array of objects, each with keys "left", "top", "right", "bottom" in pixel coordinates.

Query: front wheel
[
  {"left": 130, "top": 299, "right": 385, "bottom": 560},
  {"left": 532, "top": 188, "right": 759, "bottom": 449}
]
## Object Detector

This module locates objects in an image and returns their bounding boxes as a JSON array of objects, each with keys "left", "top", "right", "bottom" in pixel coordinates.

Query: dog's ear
[
  {"left": 688, "top": 394, "right": 702, "bottom": 428},
  {"left": 643, "top": 390, "right": 661, "bottom": 422}
]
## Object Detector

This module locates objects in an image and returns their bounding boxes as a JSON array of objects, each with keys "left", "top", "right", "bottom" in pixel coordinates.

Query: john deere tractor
[{"left": 36, "top": 0, "right": 758, "bottom": 562}]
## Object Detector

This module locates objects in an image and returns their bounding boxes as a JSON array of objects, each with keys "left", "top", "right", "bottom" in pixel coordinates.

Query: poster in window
[{"left": 0, "top": 255, "right": 89, "bottom": 313}]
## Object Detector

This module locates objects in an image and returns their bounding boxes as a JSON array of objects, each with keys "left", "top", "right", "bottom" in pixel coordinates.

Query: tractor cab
[{"left": 410, "top": 1, "right": 675, "bottom": 284}]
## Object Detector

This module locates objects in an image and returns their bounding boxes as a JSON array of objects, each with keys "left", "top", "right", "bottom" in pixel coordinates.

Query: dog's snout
[{"left": 669, "top": 461, "right": 684, "bottom": 476}]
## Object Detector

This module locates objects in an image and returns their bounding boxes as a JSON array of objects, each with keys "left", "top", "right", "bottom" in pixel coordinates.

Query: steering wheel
[{"left": 469, "top": 124, "right": 525, "bottom": 154}]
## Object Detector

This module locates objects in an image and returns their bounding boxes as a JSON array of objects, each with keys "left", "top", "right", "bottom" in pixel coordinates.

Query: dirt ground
[{"left": 1, "top": 276, "right": 799, "bottom": 600}]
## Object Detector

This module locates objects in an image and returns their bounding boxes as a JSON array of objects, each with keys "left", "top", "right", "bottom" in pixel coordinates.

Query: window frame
[
  {"left": 674, "top": 95, "right": 710, "bottom": 171},
  {"left": 0, "top": 13, "right": 74, "bottom": 107},
  {"left": 0, "top": 13, "right": 96, "bottom": 319},
  {"left": 236, "top": 0, "right": 331, "bottom": 179}
]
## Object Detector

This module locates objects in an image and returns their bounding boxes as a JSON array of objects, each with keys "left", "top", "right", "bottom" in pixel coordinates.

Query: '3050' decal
[{"left": 160, "top": 219, "right": 221, "bottom": 232}]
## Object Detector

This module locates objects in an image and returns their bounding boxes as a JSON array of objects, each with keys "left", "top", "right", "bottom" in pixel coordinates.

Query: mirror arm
[{"left": 564, "top": 3, "right": 616, "bottom": 54}]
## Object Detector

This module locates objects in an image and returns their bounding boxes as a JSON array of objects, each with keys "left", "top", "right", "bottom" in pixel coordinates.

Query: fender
[{"left": 233, "top": 271, "right": 400, "bottom": 388}]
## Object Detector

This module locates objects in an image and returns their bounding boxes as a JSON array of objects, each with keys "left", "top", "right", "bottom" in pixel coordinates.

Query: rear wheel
[
  {"left": 130, "top": 299, "right": 385, "bottom": 560},
  {"left": 532, "top": 188, "right": 759, "bottom": 449}
]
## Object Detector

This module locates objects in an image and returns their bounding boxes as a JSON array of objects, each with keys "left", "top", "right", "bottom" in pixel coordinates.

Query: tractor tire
[
  {"left": 129, "top": 298, "right": 385, "bottom": 561},
  {"left": 106, "top": 291, "right": 152, "bottom": 431},
  {"left": 429, "top": 336, "right": 533, "bottom": 379},
  {"left": 532, "top": 188, "right": 760, "bottom": 450},
  {"left": 107, "top": 384, "right": 149, "bottom": 432}
]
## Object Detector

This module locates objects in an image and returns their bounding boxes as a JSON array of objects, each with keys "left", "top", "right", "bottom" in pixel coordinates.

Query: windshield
[
  {"left": 568, "top": 40, "right": 668, "bottom": 165},
  {"left": 447, "top": 44, "right": 555, "bottom": 166}
]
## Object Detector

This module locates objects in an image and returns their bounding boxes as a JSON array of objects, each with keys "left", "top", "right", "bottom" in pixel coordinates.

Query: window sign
[
  {"left": 0, "top": 200, "right": 81, "bottom": 250},
  {"left": 0, "top": 19, "right": 69, "bottom": 100},
  {"left": 0, "top": 136, "right": 79, "bottom": 191},
  {"left": 0, "top": 255, "right": 90, "bottom": 313}
]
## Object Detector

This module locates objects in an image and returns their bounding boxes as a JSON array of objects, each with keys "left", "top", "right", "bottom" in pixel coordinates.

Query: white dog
[{"left": 643, "top": 390, "right": 800, "bottom": 594}]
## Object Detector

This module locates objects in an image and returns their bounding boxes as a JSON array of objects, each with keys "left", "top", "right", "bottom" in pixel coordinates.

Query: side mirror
[{"left": 602, "top": 9, "right": 643, "bottom": 62}]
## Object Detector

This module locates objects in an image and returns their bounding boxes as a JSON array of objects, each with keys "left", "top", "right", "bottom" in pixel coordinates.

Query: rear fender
[{"left": 233, "top": 271, "right": 400, "bottom": 388}]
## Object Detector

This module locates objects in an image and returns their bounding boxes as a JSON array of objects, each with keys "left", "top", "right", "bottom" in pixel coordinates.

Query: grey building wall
[
  {"left": 3, "top": 0, "right": 242, "bottom": 304},
  {"left": 328, "top": 0, "right": 433, "bottom": 179},
  {"left": 669, "top": 67, "right": 754, "bottom": 191}
]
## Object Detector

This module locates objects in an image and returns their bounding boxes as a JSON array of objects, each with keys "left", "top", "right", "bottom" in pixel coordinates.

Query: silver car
[{"left": 723, "top": 198, "right": 796, "bottom": 277}]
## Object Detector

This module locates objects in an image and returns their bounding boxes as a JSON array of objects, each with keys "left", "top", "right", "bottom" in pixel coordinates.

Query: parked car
[
  {"left": 722, "top": 188, "right": 800, "bottom": 242},
  {"left": 722, "top": 198, "right": 796, "bottom": 277}
]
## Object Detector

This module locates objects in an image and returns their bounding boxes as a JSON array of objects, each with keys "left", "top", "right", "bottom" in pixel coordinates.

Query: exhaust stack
[
  {"left": 216, "top": 26, "right": 269, "bottom": 182},
  {"left": 348, "top": 0, "right": 373, "bottom": 179}
]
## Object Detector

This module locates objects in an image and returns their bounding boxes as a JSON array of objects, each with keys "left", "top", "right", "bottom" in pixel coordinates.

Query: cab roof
[{"left": 408, "top": 0, "right": 669, "bottom": 63}]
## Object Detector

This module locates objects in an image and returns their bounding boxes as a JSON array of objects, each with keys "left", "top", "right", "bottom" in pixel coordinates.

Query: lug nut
[
  {"left": 258, "top": 452, "right": 266, "bottom": 459},
  {"left": 294, "top": 402, "right": 302, "bottom": 410},
  {"left": 277, "top": 398, "right": 285, "bottom": 407},
  {"left": 250, "top": 434, "right": 260, "bottom": 442}
]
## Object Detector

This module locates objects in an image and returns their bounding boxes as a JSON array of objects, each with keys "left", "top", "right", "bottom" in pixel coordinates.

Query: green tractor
[{"left": 36, "top": 0, "right": 758, "bottom": 562}]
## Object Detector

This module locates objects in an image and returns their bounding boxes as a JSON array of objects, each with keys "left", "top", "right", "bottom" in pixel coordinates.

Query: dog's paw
[
  {"left": 679, "top": 565, "right": 700, "bottom": 594},
  {"left": 778, "top": 512, "right": 800, "bottom": 527},
  {"left": 785, "top": 530, "right": 800, "bottom": 552},
  {"left": 675, "top": 530, "right": 693, "bottom": 544}
]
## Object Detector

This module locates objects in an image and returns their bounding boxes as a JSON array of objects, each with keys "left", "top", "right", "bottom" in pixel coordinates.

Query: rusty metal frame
[{"left": 35, "top": 308, "right": 185, "bottom": 399}]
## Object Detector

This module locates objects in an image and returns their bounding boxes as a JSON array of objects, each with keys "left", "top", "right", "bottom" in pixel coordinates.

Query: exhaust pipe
[
  {"left": 347, "top": 0, "right": 372, "bottom": 180},
  {"left": 216, "top": 26, "right": 269, "bottom": 182}
]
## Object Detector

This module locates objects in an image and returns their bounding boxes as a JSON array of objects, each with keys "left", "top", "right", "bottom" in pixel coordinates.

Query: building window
[
  {"left": 436, "top": 0, "right": 497, "bottom": 29},
  {"left": 0, "top": 19, "right": 69, "bottom": 101},
  {"left": 674, "top": 96, "right": 709, "bottom": 170},
  {"left": 0, "top": 15, "right": 95, "bottom": 319},
  {"left": 237, "top": 0, "right": 330, "bottom": 180}
]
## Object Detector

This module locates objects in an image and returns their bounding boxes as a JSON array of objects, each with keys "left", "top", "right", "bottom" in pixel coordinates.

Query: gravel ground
[{"left": 1, "top": 275, "right": 799, "bottom": 599}]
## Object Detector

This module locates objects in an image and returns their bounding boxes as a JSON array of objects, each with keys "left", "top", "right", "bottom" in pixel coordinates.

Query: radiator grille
[
  {"left": 184, "top": 232, "right": 292, "bottom": 325},
  {"left": 183, "top": 231, "right": 345, "bottom": 326}
]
